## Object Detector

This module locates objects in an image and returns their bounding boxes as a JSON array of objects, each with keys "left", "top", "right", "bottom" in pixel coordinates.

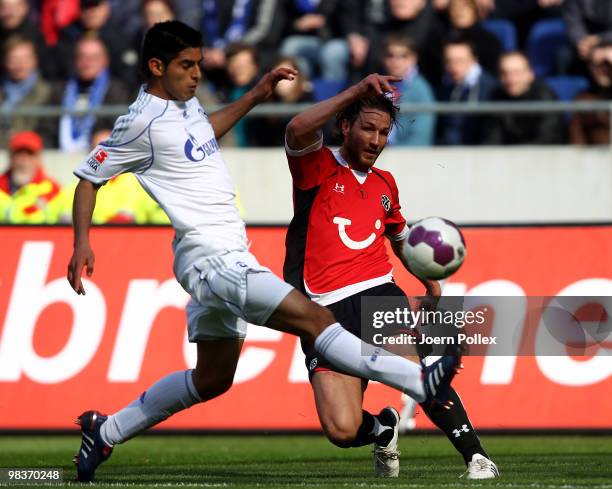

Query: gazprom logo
[{"left": 184, "top": 136, "right": 220, "bottom": 162}]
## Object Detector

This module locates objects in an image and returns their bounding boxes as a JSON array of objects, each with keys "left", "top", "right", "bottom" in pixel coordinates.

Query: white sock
[
  {"left": 314, "top": 323, "right": 425, "bottom": 402},
  {"left": 100, "top": 370, "right": 201, "bottom": 446}
]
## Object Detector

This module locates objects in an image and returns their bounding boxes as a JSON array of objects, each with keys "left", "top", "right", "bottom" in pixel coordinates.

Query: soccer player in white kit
[{"left": 66, "top": 21, "right": 461, "bottom": 482}]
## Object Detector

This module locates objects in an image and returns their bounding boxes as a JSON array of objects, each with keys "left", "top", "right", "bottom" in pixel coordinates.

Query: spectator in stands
[
  {"left": 0, "top": 131, "right": 61, "bottom": 224},
  {"left": 564, "top": 0, "right": 612, "bottom": 63},
  {"left": 199, "top": 0, "right": 284, "bottom": 83},
  {"left": 346, "top": 0, "right": 445, "bottom": 84},
  {"left": 437, "top": 38, "right": 497, "bottom": 145},
  {"left": 108, "top": 0, "right": 143, "bottom": 40},
  {"left": 39, "top": 0, "right": 80, "bottom": 47},
  {"left": 131, "top": 0, "right": 176, "bottom": 66},
  {"left": 142, "top": 0, "right": 174, "bottom": 28},
  {"left": 40, "top": 36, "right": 129, "bottom": 151},
  {"left": 445, "top": 0, "right": 502, "bottom": 75},
  {"left": 224, "top": 43, "right": 261, "bottom": 147},
  {"left": 381, "top": 35, "right": 436, "bottom": 146},
  {"left": 569, "top": 45, "right": 612, "bottom": 145},
  {"left": 251, "top": 55, "right": 314, "bottom": 146},
  {"left": 0, "top": 36, "right": 51, "bottom": 147},
  {"left": 279, "top": 0, "right": 351, "bottom": 81},
  {"left": 484, "top": 51, "right": 564, "bottom": 144},
  {"left": 53, "top": 0, "right": 139, "bottom": 91},
  {"left": 0, "top": 0, "right": 48, "bottom": 72}
]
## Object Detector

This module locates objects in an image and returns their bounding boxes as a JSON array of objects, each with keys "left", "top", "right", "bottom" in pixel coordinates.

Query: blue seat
[
  {"left": 312, "top": 79, "right": 348, "bottom": 102},
  {"left": 481, "top": 19, "right": 517, "bottom": 52},
  {"left": 526, "top": 19, "right": 569, "bottom": 77},
  {"left": 544, "top": 76, "right": 590, "bottom": 101}
]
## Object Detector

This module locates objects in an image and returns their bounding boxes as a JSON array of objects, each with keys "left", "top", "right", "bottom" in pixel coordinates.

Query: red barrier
[{"left": 0, "top": 226, "right": 610, "bottom": 429}]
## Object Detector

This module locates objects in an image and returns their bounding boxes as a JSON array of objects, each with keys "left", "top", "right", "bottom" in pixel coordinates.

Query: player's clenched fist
[{"left": 67, "top": 245, "right": 95, "bottom": 295}]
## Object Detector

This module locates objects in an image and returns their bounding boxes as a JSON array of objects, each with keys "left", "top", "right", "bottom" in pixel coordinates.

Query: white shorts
[{"left": 180, "top": 251, "right": 294, "bottom": 342}]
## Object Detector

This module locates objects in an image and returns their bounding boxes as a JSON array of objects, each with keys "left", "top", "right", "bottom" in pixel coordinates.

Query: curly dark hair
[{"left": 335, "top": 94, "right": 399, "bottom": 137}]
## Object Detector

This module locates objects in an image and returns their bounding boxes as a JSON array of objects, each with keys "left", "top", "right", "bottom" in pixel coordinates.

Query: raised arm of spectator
[{"left": 286, "top": 74, "right": 400, "bottom": 151}]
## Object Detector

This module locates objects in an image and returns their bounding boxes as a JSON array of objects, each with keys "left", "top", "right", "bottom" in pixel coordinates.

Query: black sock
[
  {"left": 349, "top": 410, "right": 394, "bottom": 448},
  {"left": 349, "top": 410, "right": 375, "bottom": 447},
  {"left": 420, "top": 387, "right": 488, "bottom": 465}
]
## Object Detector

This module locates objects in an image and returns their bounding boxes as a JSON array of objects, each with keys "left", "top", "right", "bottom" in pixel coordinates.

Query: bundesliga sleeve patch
[{"left": 87, "top": 147, "right": 109, "bottom": 172}]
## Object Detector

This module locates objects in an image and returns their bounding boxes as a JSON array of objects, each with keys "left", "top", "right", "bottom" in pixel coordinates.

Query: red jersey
[{"left": 283, "top": 141, "right": 408, "bottom": 305}]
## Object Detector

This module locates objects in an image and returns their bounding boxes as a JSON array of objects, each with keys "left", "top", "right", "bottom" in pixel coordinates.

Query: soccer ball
[{"left": 403, "top": 217, "right": 466, "bottom": 280}]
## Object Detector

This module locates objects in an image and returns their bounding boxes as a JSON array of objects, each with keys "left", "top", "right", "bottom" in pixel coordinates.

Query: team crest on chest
[
  {"left": 333, "top": 183, "right": 345, "bottom": 194},
  {"left": 381, "top": 194, "right": 391, "bottom": 211}
]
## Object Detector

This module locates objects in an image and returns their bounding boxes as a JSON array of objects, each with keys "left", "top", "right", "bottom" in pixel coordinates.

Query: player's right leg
[
  {"left": 311, "top": 369, "right": 401, "bottom": 477},
  {"left": 179, "top": 251, "right": 461, "bottom": 407},
  {"left": 311, "top": 370, "right": 365, "bottom": 448}
]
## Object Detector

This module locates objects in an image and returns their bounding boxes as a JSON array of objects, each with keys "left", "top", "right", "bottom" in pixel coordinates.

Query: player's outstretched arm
[
  {"left": 208, "top": 66, "right": 298, "bottom": 139},
  {"left": 67, "top": 179, "right": 99, "bottom": 295},
  {"left": 391, "top": 239, "right": 441, "bottom": 310},
  {"left": 286, "top": 73, "right": 401, "bottom": 151}
]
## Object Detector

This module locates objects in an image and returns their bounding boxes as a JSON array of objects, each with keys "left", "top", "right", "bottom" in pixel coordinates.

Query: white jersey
[{"left": 75, "top": 87, "right": 248, "bottom": 280}]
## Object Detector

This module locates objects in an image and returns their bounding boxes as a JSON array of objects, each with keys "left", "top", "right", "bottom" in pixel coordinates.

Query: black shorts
[{"left": 302, "top": 281, "right": 410, "bottom": 381}]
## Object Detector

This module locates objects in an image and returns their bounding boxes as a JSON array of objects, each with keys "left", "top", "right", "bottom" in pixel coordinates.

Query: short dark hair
[
  {"left": 443, "top": 34, "right": 477, "bottom": 59},
  {"left": 383, "top": 34, "right": 418, "bottom": 57},
  {"left": 225, "top": 42, "right": 259, "bottom": 64},
  {"left": 2, "top": 35, "right": 36, "bottom": 64},
  {"left": 141, "top": 20, "right": 203, "bottom": 79},
  {"left": 336, "top": 94, "right": 399, "bottom": 136}
]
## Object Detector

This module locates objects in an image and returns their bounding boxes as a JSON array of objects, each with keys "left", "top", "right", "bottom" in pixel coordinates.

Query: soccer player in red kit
[{"left": 284, "top": 74, "right": 499, "bottom": 479}]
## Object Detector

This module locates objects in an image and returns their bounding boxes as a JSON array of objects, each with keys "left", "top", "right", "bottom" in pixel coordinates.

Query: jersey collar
[
  {"left": 142, "top": 84, "right": 198, "bottom": 110},
  {"left": 332, "top": 149, "right": 371, "bottom": 182}
]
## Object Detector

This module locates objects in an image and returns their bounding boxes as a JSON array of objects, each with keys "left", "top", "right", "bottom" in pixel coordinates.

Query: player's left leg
[
  {"left": 74, "top": 321, "right": 245, "bottom": 481},
  {"left": 419, "top": 384, "right": 499, "bottom": 479},
  {"left": 98, "top": 338, "right": 243, "bottom": 446}
]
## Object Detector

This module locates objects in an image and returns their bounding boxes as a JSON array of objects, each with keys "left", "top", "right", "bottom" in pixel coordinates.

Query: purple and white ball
[{"left": 402, "top": 217, "right": 466, "bottom": 280}]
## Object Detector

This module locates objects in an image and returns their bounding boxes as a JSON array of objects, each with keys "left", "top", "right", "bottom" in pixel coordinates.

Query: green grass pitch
[{"left": 1, "top": 434, "right": 611, "bottom": 488}]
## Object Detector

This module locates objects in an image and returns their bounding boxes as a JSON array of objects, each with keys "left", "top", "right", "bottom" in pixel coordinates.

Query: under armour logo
[
  {"left": 333, "top": 183, "right": 344, "bottom": 194},
  {"left": 452, "top": 424, "right": 470, "bottom": 438},
  {"left": 183, "top": 110, "right": 189, "bottom": 119}
]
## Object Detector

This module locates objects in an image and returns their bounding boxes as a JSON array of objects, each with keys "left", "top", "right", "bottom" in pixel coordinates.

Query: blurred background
[{"left": 0, "top": 0, "right": 610, "bottom": 432}]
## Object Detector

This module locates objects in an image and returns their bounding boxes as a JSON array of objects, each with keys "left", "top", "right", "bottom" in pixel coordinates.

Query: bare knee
[
  {"left": 322, "top": 416, "right": 362, "bottom": 448},
  {"left": 191, "top": 370, "right": 234, "bottom": 401}
]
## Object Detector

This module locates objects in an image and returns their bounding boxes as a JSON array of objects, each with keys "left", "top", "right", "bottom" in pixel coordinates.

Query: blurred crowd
[
  {"left": 1, "top": 1, "right": 612, "bottom": 224},
  {"left": 2, "top": 0, "right": 612, "bottom": 150}
]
